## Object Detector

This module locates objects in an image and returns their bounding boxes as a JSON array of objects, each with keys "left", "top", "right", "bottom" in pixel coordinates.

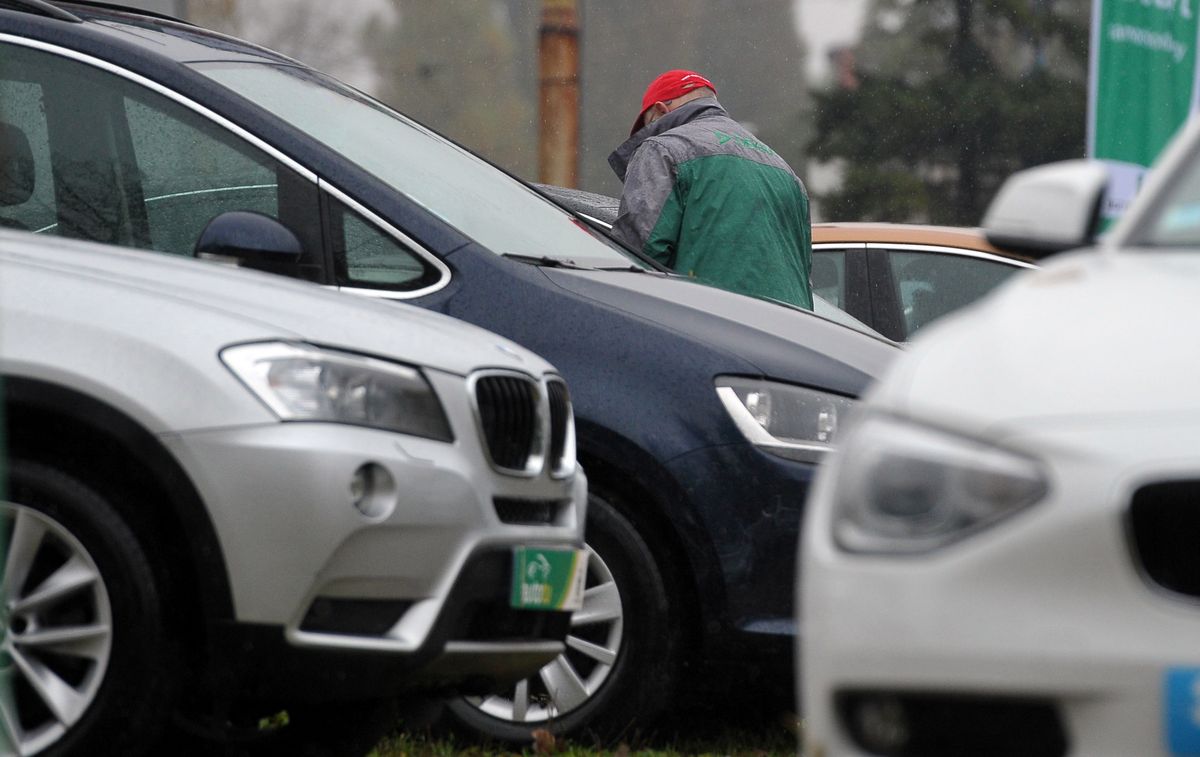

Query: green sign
[
  {"left": 1090, "top": 0, "right": 1200, "bottom": 220},
  {"left": 510, "top": 546, "right": 587, "bottom": 611}
]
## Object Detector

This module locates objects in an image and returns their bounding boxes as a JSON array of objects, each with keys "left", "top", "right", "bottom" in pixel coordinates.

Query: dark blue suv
[{"left": 0, "top": 0, "right": 897, "bottom": 748}]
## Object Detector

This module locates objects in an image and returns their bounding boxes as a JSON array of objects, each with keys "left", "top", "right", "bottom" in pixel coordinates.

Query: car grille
[
  {"left": 472, "top": 372, "right": 573, "bottom": 476},
  {"left": 493, "top": 497, "right": 569, "bottom": 526},
  {"left": 836, "top": 690, "right": 1067, "bottom": 757},
  {"left": 546, "top": 377, "right": 573, "bottom": 475},
  {"left": 474, "top": 374, "right": 540, "bottom": 472},
  {"left": 1129, "top": 480, "right": 1200, "bottom": 598},
  {"left": 299, "top": 598, "right": 412, "bottom": 636}
]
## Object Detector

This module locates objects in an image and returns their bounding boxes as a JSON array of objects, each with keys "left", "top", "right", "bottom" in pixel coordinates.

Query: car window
[
  {"left": 811, "top": 250, "right": 847, "bottom": 308},
  {"left": 0, "top": 79, "right": 56, "bottom": 233},
  {"left": 193, "top": 61, "right": 648, "bottom": 270},
  {"left": 1138, "top": 149, "right": 1200, "bottom": 246},
  {"left": 0, "top": 43, "right": 323, "bottom": 280},
  {"left": 886, "top": 250, "right": 1022, "bottom": 338},
  {"left": 810, "top": 294, "right": 886, "bottom": 339},
  {"left": 124, "top": 98, "right": 280, "bottom": 256},
  {"left": 328, "top": 195, "right": 439, "bottom": 291}
]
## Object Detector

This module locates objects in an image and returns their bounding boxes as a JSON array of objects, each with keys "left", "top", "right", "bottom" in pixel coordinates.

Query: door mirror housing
[
  {"left": 194, "top": 211, "right": 303, "bottom": 274},
  {"left": 982, "top": 160, "right": 1109, "bottom": 257}
]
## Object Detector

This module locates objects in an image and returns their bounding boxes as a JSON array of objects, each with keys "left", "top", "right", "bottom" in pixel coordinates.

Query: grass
[
  {"left": 368, "top": 707, "right": 801, "bottom": 757},
  {"left": 369, "top": 729, "right": 799, "bottom": 757}
]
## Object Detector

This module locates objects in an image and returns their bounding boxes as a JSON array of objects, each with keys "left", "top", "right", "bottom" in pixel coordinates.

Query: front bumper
[
  {"left": 666, "top": 441, "right": 815, "bottom": 660},
  {"left": 162, "top": 397, "right": 586, "bottom": 692},
  {"left": 203, "top": 549, "right": 572, "bottom": 701},
  {"left": 801, "top": 421, "right": 1200, "bottom": 757}
]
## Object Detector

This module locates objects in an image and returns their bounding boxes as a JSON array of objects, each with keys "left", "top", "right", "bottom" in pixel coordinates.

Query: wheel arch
[
  {"left": 575, "top": 420, "right": 726, "bottom": 662},
  {"left": 2, "top": 377, "right": 235, "bottom": 638}
]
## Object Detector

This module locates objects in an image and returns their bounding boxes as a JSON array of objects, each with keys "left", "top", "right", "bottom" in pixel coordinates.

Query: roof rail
[
  {"left": 57, "top": 1, "right": 192, "bottom": 25},
  {"left": 0, "top": 0, "right": 82, "bottom": 22}
]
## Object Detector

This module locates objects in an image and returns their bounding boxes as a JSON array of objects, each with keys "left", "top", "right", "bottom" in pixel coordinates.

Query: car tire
[
  {"left": 444, "top": 489, "right": 677, "bottom": 743},
  {"left": 2, "top": 460, "right": 176, "bottom": 756}
]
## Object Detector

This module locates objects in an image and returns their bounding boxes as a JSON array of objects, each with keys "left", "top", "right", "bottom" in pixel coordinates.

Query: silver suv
[{"left": 0, "top": 229, "right": 586, "bottom": 755}]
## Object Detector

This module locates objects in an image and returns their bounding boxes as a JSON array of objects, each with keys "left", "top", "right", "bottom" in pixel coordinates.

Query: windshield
[
  {"left": 1134, "top": 144, "right": 1200, "bottom": 247},
  {"left": 809, "top": 294, "right": 888, "bottom": 340},
  {"left": 192, "top": 61, "right": 649, "bottom": 269}
]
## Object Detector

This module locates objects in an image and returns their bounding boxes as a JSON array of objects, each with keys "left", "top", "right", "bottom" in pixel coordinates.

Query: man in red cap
[{"left": 607, "top": 69, "right": 812, "bottom": 309}]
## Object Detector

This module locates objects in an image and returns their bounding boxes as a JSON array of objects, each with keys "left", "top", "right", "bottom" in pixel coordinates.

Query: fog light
[
  {"left": 349, "top": 463, "right": 396, "bottom": 520},
  {"left": 852, "top": 695, "right": 910, "bottom": 754}
]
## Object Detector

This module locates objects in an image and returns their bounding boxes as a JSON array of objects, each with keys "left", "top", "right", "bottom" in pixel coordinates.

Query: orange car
[
  {"left": 535, "top": 185, "right": 1039, "bottom": 341},
  {"left": 811, "top": 223, "right": 1037, "bottom": 341}
]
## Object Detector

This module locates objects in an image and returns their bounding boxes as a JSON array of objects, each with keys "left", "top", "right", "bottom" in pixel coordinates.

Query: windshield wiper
[
  {"left": 564, "top": 213, "right": 672, "bottom": 272},
  {"left": 501, "top": 253, "right": 596, "bottom": 270},
  {"left": 593, "top": 265, "right": 660, "bottom": 273}
]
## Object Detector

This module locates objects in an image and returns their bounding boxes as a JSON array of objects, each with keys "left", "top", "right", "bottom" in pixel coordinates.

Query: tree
[
  {"left": 810, "top": 0, "right": 1089, "bottom": 225},
  {"left": 186, "top": 0, "right": 398, "bottom": 92},
  {"left": 572, "top": 0, "right": 806, "bottom": 195},
  {"left": 184, "top": 2, "right": 808, "bottom": 193},
  {"left": 368, "top": 0, "right": 536, "bottom": 178},
  {"left": 369, "top": 0, "right": 806, "bottom": 193}
]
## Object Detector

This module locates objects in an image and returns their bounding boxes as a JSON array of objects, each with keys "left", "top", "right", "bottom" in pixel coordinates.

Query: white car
[
  {"left": 0, "top": 228, "right": 585, "bottom": 755},
  {"left": 800, "top": 119, "right": 1200, "bottom": 757}
]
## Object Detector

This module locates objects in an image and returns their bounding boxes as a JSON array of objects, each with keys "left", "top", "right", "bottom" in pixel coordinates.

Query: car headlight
[
  {"left": 221, "top": 341, "right": 453, "bottom": 441},
  {"left": 832, "top": 415, "right": 1048, "bottom": 554},
  {"left": 715, "top": 377, "right": 856, "bottom": 463}
]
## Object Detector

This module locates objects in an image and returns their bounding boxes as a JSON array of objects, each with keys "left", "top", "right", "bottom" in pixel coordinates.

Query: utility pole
[{"left": 538, "top": 0, "right": 580, "bottom": 188}]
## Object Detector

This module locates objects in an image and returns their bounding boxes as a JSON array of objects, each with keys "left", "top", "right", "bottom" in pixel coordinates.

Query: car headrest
[{"left": 1, "top": 122, "right": 35, "bottom": 207}]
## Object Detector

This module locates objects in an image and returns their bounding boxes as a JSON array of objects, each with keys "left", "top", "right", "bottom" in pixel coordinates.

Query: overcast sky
[{"left": 796, "top": 0, "right": 871, "bottom": 81}]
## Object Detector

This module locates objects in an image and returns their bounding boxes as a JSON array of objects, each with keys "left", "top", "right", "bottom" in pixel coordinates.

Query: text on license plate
[{"left": 510, "top": 546, "right": 588, "bottom": 611}]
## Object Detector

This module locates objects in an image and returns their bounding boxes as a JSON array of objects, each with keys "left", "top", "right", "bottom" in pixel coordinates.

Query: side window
[
  {"left": 888, "top": 250, "right": 1023, "bottom": 337},
  {"left": 0, "top": 42, "right": 323, "bottom": 281},
  {"left": 124, "top": 98, "right": 280, "bottom": 256},
  {"left": 0, "top": 80, "right": 56, "bottom": 232},
  {"left": 811, "top": 250, "right": 847, "bottom": 308},
  {"left": 328, "top": 196, "right": 440, "bottom": 292}
]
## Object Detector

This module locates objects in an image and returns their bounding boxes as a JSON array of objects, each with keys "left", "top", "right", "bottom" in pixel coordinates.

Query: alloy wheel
[
  {"left": 0, "top": 503, "right": 113, "bottom": 755},
  {"left": 464, "top": 542, "right": 623, "bottom": 722}
]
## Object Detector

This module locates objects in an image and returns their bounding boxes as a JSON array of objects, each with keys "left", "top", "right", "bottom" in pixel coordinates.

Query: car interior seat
[
  {"left": 901, "top": 257, "right": 946, "bottom": 335},
  {"left": 902, "top": 256, "right": 994, "bottom": 337},
  {"left": 0, "top": 121, "right": 35, "bottom": 231}
]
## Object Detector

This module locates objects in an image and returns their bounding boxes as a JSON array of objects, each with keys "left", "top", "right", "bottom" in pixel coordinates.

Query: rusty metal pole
[{"left": 538, "top": 0, "right": 580, "bottom": 188}]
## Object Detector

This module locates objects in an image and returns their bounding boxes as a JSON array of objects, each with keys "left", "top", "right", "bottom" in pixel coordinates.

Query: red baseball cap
[{"left": 630, "top": 69, "right": 717, "bottom": 136}]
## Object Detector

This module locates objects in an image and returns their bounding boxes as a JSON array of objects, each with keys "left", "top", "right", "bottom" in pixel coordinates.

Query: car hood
[
  {"left": 871, "top": 248, "right": 1200, "bottom": 431},
  {"left": 0, "top": 232, "right": 551, "bottom": 377},
  {"left": 541, "top": 267, "right": 898, "bottom": 395}
]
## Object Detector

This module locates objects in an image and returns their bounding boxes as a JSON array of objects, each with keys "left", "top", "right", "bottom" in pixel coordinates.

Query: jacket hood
[
  {"left": 541, "top": 266, "right": 898, "bottom": 396},
  {"left": 608, "top": 97, "right": 726, "bottom": 181},
  {"left": 0, "top": 231, "right": 552, "bottom": 378}
]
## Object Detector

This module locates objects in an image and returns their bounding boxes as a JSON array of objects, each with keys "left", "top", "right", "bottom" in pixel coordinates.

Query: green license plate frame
[{"left": 510, "top": 546, "right": 588, "bottom": 611}]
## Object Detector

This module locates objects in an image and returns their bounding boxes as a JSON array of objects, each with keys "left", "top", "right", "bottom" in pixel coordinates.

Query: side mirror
[
  {"left": 194, "top": 211, "right": 303, "bottom": 275},
  {"left": 982, "top": 160, "right": 1109, "bottom": 256}
]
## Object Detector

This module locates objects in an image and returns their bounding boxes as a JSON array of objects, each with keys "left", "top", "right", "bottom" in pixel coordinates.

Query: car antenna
[{"left": 0, "top": 0, "right": 82, "bottom": 22}]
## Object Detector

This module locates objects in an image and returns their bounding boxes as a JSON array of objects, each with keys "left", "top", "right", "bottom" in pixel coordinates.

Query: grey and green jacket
[{"left": 608, "top": 97, "right": 812, "bottom": 309}]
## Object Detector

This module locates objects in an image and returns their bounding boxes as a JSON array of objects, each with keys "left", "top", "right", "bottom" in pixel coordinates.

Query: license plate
[
  {"left": 510, "top": 547, "right": 588, "bottom": 611},
  {"left": 1165, "top": 667, "right": 1200, "bottom": 755}
]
